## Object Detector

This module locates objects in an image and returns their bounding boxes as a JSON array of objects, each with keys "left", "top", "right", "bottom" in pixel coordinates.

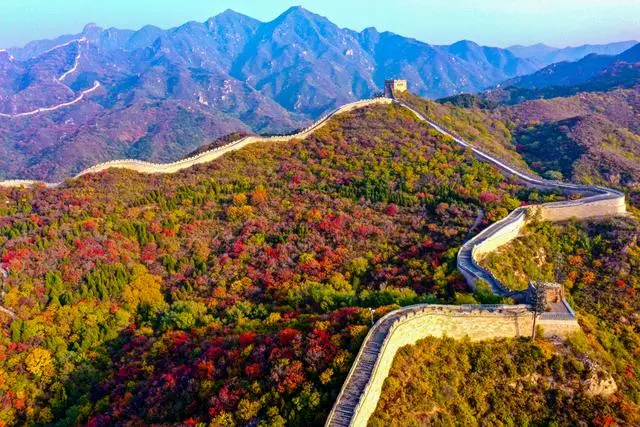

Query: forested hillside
[
  {"left": 405, "top": 90, "right": 640, "bottom": 208},
  {"left": 0, "top": 104, "right": 551, "bottom": 425},
  {"left": 371, "top": 336, "right": 633, "bottom": 426},
  {"left": 478, "top": 217, "right": 640, "bottom": 422},
  {"left": 371, "top": 216, "right": 640, "bottom": 426}
]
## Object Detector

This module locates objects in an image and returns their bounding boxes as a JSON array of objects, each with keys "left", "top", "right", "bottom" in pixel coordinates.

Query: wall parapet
[{"left": 326, "top": 304, "right": 578, "bottom": 427}]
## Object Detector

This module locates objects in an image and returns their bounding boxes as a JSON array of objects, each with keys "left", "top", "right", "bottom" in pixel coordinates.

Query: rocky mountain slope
[
  {"left": 497, "top": 89, "right": 640, "bottom": 188},
  {"left": 1, "top": 7, "right": 541, "bottom": 181}
]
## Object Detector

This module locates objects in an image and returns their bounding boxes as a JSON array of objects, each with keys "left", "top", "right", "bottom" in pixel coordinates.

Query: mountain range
[
  {"left": 439, "top": 42, "right": 640, "bottom": 107},
  {"left": 486, "top": 43, "right": 640, "bottom": 104},
  {"left": 505, "top": 43, "right": 640, "bottom": 89},
  {"left": 1, "top": 6, "right": 639, "bottom": 181},
  {"left": 507, "top": 40, "right": 638, "bottom": 67}
]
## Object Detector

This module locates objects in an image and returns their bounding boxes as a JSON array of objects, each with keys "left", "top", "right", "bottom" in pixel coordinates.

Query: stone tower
[{"left": 384, "top": 80, "right": 408, "bottom": 98}]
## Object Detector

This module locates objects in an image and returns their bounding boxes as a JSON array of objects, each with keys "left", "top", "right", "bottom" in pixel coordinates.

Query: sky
[{"left": 1, "top": 0, "right": 639, "bottom": 49}]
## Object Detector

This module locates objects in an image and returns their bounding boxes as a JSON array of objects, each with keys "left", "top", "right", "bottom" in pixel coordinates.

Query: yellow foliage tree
[
  {"left": 122, "top": 265, "right": 166, "bottom": 313},
  {"left": 227, "top": 205, "right": 254, "bottom": 222},
  {"left": 25, "top": 347, "right": 54, "bottom": 378},
  {"left": 250, "top": 188, "right": 268, "bottom": 205},
  {"left": 232, "top": 193, "right": 248, "bottom": 206}
]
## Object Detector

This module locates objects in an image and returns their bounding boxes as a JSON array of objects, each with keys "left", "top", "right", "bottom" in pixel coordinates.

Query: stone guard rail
[{"left": 325, "top": 304, "right": 577, "bottom": 427}]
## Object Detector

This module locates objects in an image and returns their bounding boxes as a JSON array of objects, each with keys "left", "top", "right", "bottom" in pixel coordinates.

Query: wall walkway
[{"left": 326, "top": 304, "right": 578, "bottom": 427}]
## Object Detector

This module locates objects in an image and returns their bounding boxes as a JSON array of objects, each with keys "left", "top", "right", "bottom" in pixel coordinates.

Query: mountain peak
[
  {"left": 283, "top": 5, "right": 307, "bottom": 14},
  {"left": 618, "top": 42, "right": 640, "bottom": 62},
  {"left": 450, "top": 40, "right": 480, "bottom": 49},
  {"left": 265, "top": 5, "right": 334, "bottom": 33},
  {"left": 446, "top": 40, "right": 483, "bottom": 56},
  {"left": 525, "top": 43, "right": 554, "bottom": 49},
  {"left": 83, "top": 23, "right": 102, "bottom": 33},
  {"left": 207, "top": 9, "right": 261, "bottom": 31},
  {"left": 214, "top": 9, "right": 253, "bottom": 20},
  {"left": 276, "top": 5, "right": 322, "bottom": 22}
]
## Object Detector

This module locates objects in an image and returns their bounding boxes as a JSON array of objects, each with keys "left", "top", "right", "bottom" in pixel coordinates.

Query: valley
[{"left": 0, "top": 102, "right": 541, "bottom": 425}]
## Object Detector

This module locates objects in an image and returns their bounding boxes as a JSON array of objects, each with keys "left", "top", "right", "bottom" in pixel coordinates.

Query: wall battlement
[{"left": 384, "top": 80, "right": 408, "bottom": 98}]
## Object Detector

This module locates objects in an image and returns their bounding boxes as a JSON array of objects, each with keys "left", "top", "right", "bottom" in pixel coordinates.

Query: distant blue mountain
[
  {"left": 504, "top": 43, "right": 640, "bottom": 90},
  {"left": 6, "top": 6, "right": 539, "bottom": 101},
  {"left": 508, "top": 41, "right": 638, "bottom": 67}
]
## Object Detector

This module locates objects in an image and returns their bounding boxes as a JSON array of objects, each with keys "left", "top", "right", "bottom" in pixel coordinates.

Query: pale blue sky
[{"left": 2, "top": 0, "right": 639, "bottom": 49}]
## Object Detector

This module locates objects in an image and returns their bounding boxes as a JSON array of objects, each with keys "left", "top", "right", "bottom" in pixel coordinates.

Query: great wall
[
  {"left": 0, "top": 92, "right": 628, "bottom": 427},
  {"left": 0, "top": 38, "right": 96, "bottom": 119},
  {"left": 325, "top": 99, "right": 626, "bottom": 427},
  {"left": 0, "top": 81, "right": 101, "bottom": 119},
  {"left": 0, "top": 98, "right": 393, "bottom": 187}
]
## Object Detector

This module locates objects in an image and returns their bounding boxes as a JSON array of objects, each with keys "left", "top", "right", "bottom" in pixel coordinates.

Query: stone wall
[
  {"left": 539, "top": 196, "right": 627, "bottom": 222},
  {"left": 469, "top": 194, "right": 627, "bottom": 275},
  {"left": 0, "top": 98, "right": 393, "bottom": 188},
  {"left": 330, "top": 305, "right": 579, "bottom": 427},
  {"left": 327, "top": 99, "right": 626, "bottom": 427},
  {"left": 0, "top": 96, "right": 624, "bottom": 427},
  {"left": 472, "top": 209, "right": 527, "bottom": 259}
]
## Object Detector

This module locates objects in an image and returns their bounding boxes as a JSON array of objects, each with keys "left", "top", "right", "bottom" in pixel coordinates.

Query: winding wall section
[
  {"left": 395, "top": 101, "right": 627, "bottom": 295},
  {"left": 0, "top": 96, "right": 628, "bottom": 426},
  {"left": 0, "top": 81, "right": 101, "bottom": 119},
  {"left": 327, "top": 100, "right": 626, "bottom": 427},
  {"left": 0, "top": 98, "right": 392, "bottom": 187},
  {"left": 325, "top": 304, "right": 579, "bottom": 427}
]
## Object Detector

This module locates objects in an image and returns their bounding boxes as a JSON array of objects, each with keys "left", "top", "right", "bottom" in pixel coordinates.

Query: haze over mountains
[
  {"left": 507, "top": 41, "right": 638, "bottom": 67},
  {"left": 0, "top": 6, "right": 639, "bottom": 181},
  {"left": 505, "top": 44, "right": 640, "bottom": 89},
  {"left": 477, "top": 43, "right": 640, "bottom": 105}
]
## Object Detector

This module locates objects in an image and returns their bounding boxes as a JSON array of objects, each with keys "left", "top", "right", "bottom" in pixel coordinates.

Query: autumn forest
[{"left": 0, "top": 104, "right": 567, "bottom": 425}]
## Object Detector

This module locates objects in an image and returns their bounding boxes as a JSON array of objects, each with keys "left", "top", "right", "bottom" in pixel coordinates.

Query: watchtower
[
  {"left": 527, "top": 282, "right": 566, "bottom": 308},
  {"left": 384, "top": 79, "right": 408, "bottom": 98}
]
